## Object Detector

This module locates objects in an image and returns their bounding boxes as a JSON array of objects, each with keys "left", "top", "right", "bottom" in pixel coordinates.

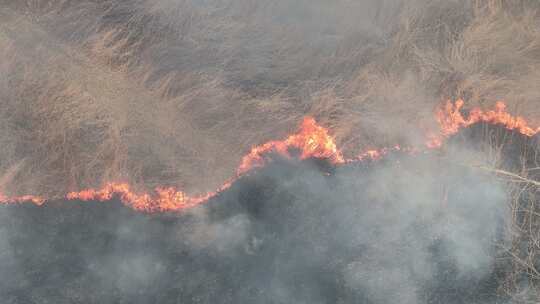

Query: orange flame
[
  {"left": 65, "top": 115, "right": 345, "bottom": 212},
  {"left": 65, "top": 181, "right": 233, "bottom": 212},
  {"left": 0, "top": 192, "right": 45, "bottom": 206},
  {"left": 0, "top": 117, "right": 340, "bottom": 212},
  {"left": 437, "top": 99, "right": 539, "bottom": 137},
  {"left": 59, "top": 117, "right": 344, "bottom": 211},
  {"left": 1, "top": 101, "right": 538, "bottom": 212},
  {"left": 237, "top": 117, "right": 344, "bottom": 174}
]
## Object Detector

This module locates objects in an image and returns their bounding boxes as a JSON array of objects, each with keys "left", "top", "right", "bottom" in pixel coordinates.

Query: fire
[
  {"left": 0, "top": 117, "right": 340, "bottom": 212},
  {"left": 0, "top": 192, "right": 45, "bottom": 205},
  {"left": 237, "top": 117, "right": 344, "bottom": 174},
  {"left": 62, "top": 116, "right": 343, "bottom": 211},
  {"left": 66, "top": 181, "right": 233, "bottom": 212},
  {"left": 426, "top": 100, "right": 540, "bottom": 148},
  {"left": 437, "top": 99, "right": 540, "bottom": 137},
  {"left": 1, "top": 101, "right": 538, "bottom": 212}
]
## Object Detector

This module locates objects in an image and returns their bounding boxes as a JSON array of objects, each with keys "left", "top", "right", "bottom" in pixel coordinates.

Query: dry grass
[
  {"left": 0, "top": 0, "right": 540, "bottom": 300},
  {"left": 322, "top": 0, "right": 540, "bottom": 150},
  {"left": 457, "top": 124, "right": 540, "bottom": 302},
  {"left": 0, "top": 0, "right": 538, "bottom": 191},
  {"left": 503, "top": 186, "right": 540, "bottom": 303},
  {"left": 0, "top": 0, "right": 539, "bottom": 194}
]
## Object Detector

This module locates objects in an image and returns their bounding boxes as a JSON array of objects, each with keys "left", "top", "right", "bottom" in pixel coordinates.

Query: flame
[
  {"left": 237, "top": 117, "right": 344, "bottom": 174},
  {"left": 426, "top": 100, "right": 540, "bottom": 148},
  {"left": 0, "top": 117, "right": 340, "bottom": 212},
  {"left": 1, "top": 101, "right": 538, "bottom": 212},
  {"left": 65, "top": 181, "right": 233, "bottom": 212},
  {"left": 0, "top": 192, "right": 45, "bottom": 206}
]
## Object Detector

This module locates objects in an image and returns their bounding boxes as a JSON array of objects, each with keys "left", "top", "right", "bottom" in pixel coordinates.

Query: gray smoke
[{"left": 0, "top": 0, "right": 539, "bottom": 303}]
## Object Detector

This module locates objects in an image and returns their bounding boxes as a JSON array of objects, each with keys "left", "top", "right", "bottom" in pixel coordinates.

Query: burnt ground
[{"left": 0, "top": 124, "right": 538, "bottom": 304}]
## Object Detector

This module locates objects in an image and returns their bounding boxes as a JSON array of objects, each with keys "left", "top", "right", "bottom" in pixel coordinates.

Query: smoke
[
  {"left": 180, "top": 210, "right": 252, "bottom": 255},
  {"left": 0, "top": 0, "right": 539, "bottom": 303},
  {"left": 0, "top": 127, "right": 520, "bottom": 303},
  {"left": 0, "top": 227, "right": 20, "bottom": 292},
  {"left": 335, "top": 147, "right": 508, "bottom": 303}
]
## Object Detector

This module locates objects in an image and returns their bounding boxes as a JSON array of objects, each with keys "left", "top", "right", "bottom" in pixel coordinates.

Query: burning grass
[
  {"left": 0, "top": 0, "right": 539, "bottom": 302},
  {"left": 0, "top": 0, "right": 539, "bottom": 198},
  {"left": 0, "top": 122, "right": 538, "bottom": 303}
]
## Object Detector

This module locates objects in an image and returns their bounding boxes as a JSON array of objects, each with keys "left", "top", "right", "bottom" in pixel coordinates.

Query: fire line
[{"left": 1, "top": 100, "right": 538, "bottom": 212}]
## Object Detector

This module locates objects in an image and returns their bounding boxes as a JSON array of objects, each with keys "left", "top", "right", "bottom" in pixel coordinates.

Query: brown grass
[
  {"left": 0, "top": 0, "right": 538, "bottom": 191},
  {"left": 1, "top": 0, "right": 540, "bottom": 300},
  {"left": 458, "top": 124, "right": 540, "bottom": 302}
]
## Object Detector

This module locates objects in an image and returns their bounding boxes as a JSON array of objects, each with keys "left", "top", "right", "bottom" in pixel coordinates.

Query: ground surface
[{"left": 1, "top": 124, "right": 537, "bottom": 303}]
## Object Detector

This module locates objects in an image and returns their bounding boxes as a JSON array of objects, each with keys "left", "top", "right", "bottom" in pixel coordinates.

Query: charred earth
[{"left": 0, "top": 123, "right": 538, "bottom": 304}]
